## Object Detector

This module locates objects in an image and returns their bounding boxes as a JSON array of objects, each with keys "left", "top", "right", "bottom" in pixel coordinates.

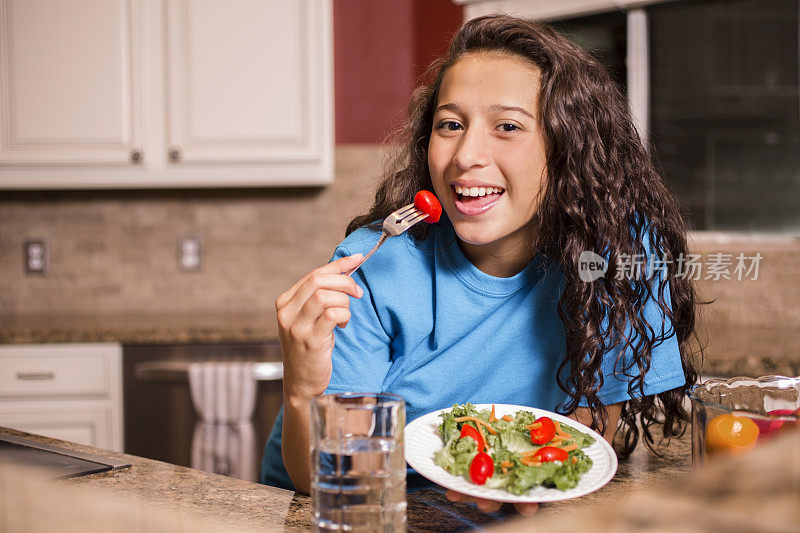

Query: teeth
[{"left": 453, "top": 185, "right": 504, "bottom": 197}]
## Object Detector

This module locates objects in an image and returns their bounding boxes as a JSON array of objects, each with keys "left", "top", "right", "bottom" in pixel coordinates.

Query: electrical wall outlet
[
  {"left": 178, "top": 235, "right": 202, "bottom": 272},
  {"left": 24, "top": 240, "right": 48, "bottom": 275}
]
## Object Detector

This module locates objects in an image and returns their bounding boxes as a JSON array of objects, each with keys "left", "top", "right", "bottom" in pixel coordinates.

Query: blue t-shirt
[{"left": 260, "top": 222, "right": 685, "bottom": 490}]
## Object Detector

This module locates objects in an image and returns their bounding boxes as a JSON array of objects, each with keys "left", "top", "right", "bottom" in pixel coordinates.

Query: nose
[{"left": 452, "top": 127, "right": 490, "bottom": 170}]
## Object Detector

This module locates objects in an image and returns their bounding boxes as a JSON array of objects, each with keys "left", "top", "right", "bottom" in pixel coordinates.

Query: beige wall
[
  {"left": 0, "top": 146, "right": 384, "bottom": 317},
  {"left": 689, "top": 234, "right": 800, "bottom": 330},
  {"left": 1, "top": 144, "right": 798, "bottom": 331}
]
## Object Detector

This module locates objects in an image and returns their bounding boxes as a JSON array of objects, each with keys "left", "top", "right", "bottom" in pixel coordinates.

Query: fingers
[
  {"left": 445, "top": 490, "right": 502, "bottom": 513},
  {"left": 445, "top": 490, "right": 539, "bottom": 516},
  {"left": 277, "top": 255, "right": 364, "bottom": 330},
  {"left": 277, "top": 254, "right": 363, "bottom": 310},
  {"left": 475, "top": 498, "right": 502, "bottom": 514},
  {"left": 311, "top": 301, "right": 352, "bottom": 335},
  {"left": 514, "top": 502, "right": 539, "bottom": 516}
]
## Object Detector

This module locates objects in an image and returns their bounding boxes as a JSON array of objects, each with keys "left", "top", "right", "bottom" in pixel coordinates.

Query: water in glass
[{"left": 312, "top": 436, "right": 406, "bottom": 532}]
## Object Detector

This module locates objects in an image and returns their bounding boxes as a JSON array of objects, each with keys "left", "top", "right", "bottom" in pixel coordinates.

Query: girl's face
[{"left": 428, "top": 52, "right": 548, "bottom": 276}]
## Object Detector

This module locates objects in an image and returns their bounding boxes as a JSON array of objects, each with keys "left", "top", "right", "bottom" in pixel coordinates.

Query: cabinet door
[
  {"left": 0, "top": 344, "right": 124, "bottom": 451},
  {"left": 163, "top": 0, "right": 332, "bottom": 181},
  {"left": 0, "top": 0, "right": 148, "bottom": 167},
  {"left": 0, "top": 406, "right": 114, "bottom": 449}
]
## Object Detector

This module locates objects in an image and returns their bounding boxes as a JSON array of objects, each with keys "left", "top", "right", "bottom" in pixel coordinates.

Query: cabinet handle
[
  {"left": 15, "top": 370, "right": 56, "bottom": 381},
  {"left": 131, "top": 149, "right": 143, "bottom": 163},
  {"left": 169, "top": 149, "right": 182, "bottom": 162}
]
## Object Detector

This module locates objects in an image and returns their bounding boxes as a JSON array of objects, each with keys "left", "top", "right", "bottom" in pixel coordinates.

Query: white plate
[{"left": 404, "top": 404, "right": 618, "bottom": 503}]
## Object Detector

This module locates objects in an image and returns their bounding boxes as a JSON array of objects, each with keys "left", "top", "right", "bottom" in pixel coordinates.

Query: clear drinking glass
[
  {"left": 688, "top": 376, "right": 800, "bottom": 465},
  {"left": 310, "top": 392, "right": 407, "bottom": 532}
]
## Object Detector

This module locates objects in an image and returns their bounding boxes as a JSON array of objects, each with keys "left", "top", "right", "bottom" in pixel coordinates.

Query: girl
[{"left": 261, "top": 15, "right": 699, "bottom": 515}]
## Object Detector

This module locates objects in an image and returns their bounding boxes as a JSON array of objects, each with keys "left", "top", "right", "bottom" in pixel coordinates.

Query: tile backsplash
[
  {"left": 1, "top": 145, "right": 798, "bottom": 331},
  {"left": 0, "top": 146, "right": 383, "bottom": 317}
]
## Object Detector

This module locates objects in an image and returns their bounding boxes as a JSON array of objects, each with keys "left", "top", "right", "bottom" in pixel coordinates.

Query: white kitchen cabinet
[
  {"left": 456, "top": 0, "right": 676, "bottom": 21},
  {"left": 0, "top": 0, "right": 147, "bottom": 167},
  {"left": 0, "top": 0, "right": 333, "bottom": 188},
  {"left": 0, "top": 343, "right": 123, "bottom": 451}
]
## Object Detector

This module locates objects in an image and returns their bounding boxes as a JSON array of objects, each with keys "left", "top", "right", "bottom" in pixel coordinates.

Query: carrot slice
[
  {"left": 500, "top": 460, "right": 513, "bottom": 474},
  {"left": 525, "top": 422, "right": 542, "bottom": 430},
  {"left": 560, "top": 444, "right": 578, "bottom": 452},
  {"left": 520, "top": 457, "right": 542, "bottom": 467},
  {"left": 488, "top": 404, "right": 497, "bottom": 423},
  {"left": 555, "top": 421, "right": 563, "bottom": 433},
  {"left": 454, "top": 416, "right": 498, "bottom": 435},
  {"left": 571, "top": 457, "right": 578, "bottom": 464},
  {"left": 502, "top": 415, "right": 514, "bottom": 422}
]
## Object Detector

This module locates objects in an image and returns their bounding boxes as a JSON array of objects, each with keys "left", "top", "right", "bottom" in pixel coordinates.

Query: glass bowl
[{"left": 687, "top": 375, "right": 800, "bottom": 465}]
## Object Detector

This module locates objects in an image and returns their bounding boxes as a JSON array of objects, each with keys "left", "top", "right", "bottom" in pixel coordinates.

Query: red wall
[{"left": 333, "top": 0, "right": 463, "bottom": 144}]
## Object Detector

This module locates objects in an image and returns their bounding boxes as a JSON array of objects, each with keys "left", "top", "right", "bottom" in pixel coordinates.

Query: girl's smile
[
  {"left": 427, "top": 51, "right": 548, "bottom": 277},
  {"left": 451, "top": 183, "right": 505, "bottom": 216}
]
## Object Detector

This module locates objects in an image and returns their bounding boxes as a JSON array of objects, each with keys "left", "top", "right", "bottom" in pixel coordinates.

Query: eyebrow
[{"left": 434, "top": 103, "right": 536, "bottom": 120}]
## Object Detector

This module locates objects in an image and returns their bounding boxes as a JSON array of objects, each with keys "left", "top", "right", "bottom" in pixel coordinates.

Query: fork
[{"left": 346, "top": 203, "right": 428, "bottom": 277}]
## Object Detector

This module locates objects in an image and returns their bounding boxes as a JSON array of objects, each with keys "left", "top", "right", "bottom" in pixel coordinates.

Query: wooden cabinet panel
[
  {"left": 0, "top": 0, "right": 333, "bottom": 188},
  {"left": 0, "top": 345, "right": 111, "bottom": 398},
  {"left": 0, "top": 406, "right": 113, "bottom": 448},
  {"left": 0, "top": 344, "right": 123, "bottom": 452},
  {"left": 0, "top": 0, "right": 147, "bottom": 166}
]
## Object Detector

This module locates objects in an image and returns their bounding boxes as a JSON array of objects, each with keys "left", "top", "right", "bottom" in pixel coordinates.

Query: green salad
[{"left": 433, "top": 404, "right": 595, "bottom": 494}]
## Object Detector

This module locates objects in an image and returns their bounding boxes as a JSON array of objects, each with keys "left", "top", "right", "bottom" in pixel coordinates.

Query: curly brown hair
[{"left": 346, "top": 15, "right": 700, "bottom": 457}]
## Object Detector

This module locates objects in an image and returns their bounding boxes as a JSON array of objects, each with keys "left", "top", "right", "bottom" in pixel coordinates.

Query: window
[
  {"left": 650, "top": 0, "right": 799, "bottom": 231},
  {"left": 550, "top": 12, "right": 628, "bottom": 93},
  {"left": 555, "top": 0, "right": 800, "bottom": 232}
]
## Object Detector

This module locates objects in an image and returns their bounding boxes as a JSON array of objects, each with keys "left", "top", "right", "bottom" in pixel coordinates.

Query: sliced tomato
[
  {"left": 533, "top": 446, "right": 569, "bottom": 463},
  {"left": 529, "top": 417, "right": 556, "bottom": 445},
  {"left": 414, "top": 190, "right": 442, "bottom": 223},
  {"left": 469, "top": 452, "right": 494, "bottom": 485},
  {"left": 460, "top": 424, "right": 485, "bottom": 453}
]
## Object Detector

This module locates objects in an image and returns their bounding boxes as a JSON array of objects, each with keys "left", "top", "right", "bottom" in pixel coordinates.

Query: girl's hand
[
  {"left": 276, "top": 254, "right": 364, "bottom": 399},
  {"left": 445, "top": 490, "right": 539, "bottom": 516}
]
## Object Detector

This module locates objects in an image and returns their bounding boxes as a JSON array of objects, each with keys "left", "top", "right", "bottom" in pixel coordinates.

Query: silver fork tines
[{"left": 346, "top": 203, "right": 428, "bottom": 277}]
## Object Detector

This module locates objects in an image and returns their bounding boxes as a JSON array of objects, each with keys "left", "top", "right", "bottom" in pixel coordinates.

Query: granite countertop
[
  {"left": 0, "top": 425, "right": 694, "bottom": 532},
  {"left": 3, "top": 425, "right": 798, "bottom": 532},
  {"left": 0, "top": 312, "right": 279, "bottom": 344},
  {"left": 2, "top": 313, "right": 798, "bottom": 378},
  {"left": 492, "top": 428, "right": 800, "bottom": 532}
]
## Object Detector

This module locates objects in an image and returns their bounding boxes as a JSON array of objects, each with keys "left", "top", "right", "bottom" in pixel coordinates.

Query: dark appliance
[
  {"left": 0, "top": 433, "right": 131, "bottom": 480},
  {"left": 122, "top": 342, "right": 283, "bottom": 476}
]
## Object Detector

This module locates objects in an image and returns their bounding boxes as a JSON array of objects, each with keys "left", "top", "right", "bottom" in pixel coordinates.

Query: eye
[
  {"left": 498, "top": 123, "right": 520, "bottom": 133},
  {"left": 437, "top": 120, "right": 463, "bottom": 132}
]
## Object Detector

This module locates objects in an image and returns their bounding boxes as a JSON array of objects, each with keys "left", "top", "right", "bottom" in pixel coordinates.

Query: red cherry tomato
[
  {"left": 414, "top": 190, "right": 442, "bottom": 223},
  {"left": 533, "top": 446, "right": 569, "bottom": 463},
  {"left": 460, "top": 424, "right": 485, "bottom": 453},
  {"left": 469, "top": 452, "right": 494, "bottom": 485},
  {"left": 529, "top": 417, "right": 557, "bottom": 445}
]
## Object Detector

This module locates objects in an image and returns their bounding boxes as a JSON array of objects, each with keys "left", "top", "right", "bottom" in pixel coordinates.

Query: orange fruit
[{"left": 705, "top": 413, "right": 759, "bottom": 455}]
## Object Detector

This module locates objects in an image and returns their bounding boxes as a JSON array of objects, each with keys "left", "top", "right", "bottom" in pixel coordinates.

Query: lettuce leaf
[
  {"left": 433, "top": 433, "right": 478, "bottom": 476},
  {"left": 437, "top": 403, "right": 480, "bottom": 442}
]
